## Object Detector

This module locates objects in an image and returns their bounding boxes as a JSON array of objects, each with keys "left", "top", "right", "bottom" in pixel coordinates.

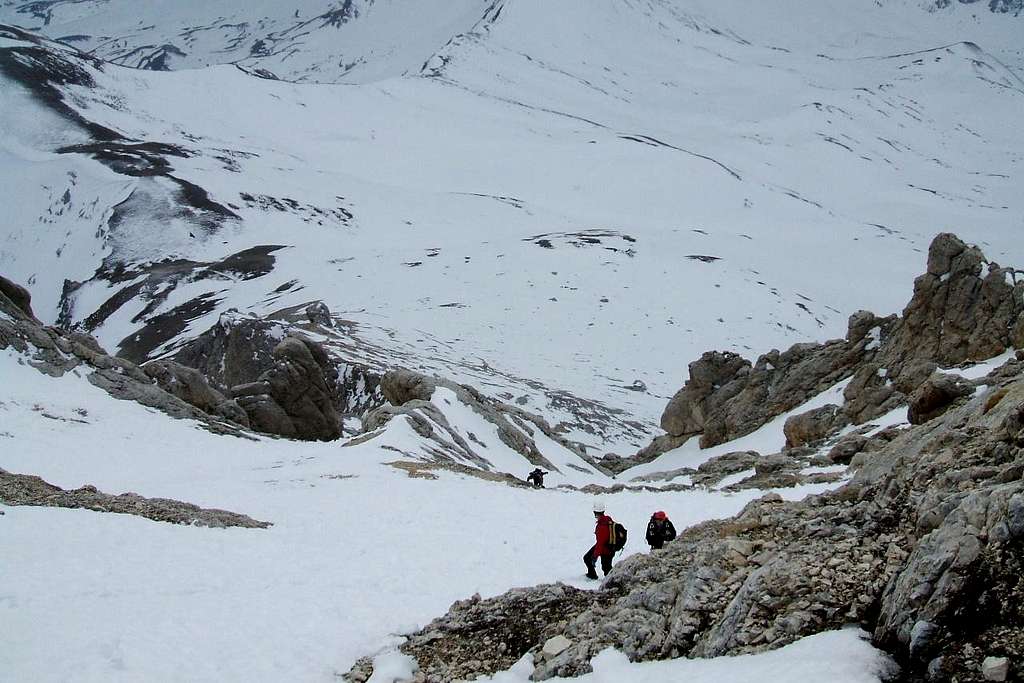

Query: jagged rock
[
  {"left": 655, "top": 234, "right": 1023, "bottom": 454},
  {"left": 232, "top": 336, "right": 341, "bottom": 441},
  {"left": 889, "top": 233, "right": 1024, "bottom": 367},
  {"left": 381, "top": 368, "right": 438, "bottom": 406},
  {"left": 0, "top": 274, "right": 37, "bottom": 321},
  {"left": 0, "top": 468, "right": 270, "bottom": 528},
  {"left": 783, "top": 404, "right": 846, "bottom": 448},
  {"left": 660, "top": 314, "right": 890, "bottom": 449},
  {"left": 1, "top": 278, "right": 251, "bottom": 438},
  {"left": 348, "top": 364, "right": 1024, "bottom": 683},
  {"left": 143, "top": 359, "right": 251, "bottom": 428},
  {"left": 691, "top": 450, "right": 760, "bottom": 486},
  {"left": 907, "top": 372, "right": 974, "bottom": 425},
  {"left": 305, "top": 300, "right": 333, "bottom": 327}
]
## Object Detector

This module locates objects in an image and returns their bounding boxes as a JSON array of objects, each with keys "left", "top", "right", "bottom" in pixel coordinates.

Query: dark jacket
[{"left": 646, "top": 516, "right": 676, "bottom": 548}]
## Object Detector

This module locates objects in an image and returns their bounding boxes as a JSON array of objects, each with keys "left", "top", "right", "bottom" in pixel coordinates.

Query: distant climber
[
  {"left": 526, "top": 468, "right": 548, "bottom": 488},
  {"left": 645, "top": 510, "right": 677, "bottom": 550},
  {"left": 584, "top": 500, "right": 615, "bottom": 579}
]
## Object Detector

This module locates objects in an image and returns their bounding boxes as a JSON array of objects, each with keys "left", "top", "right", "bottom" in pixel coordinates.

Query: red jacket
[{"left": 592, "top": 514, "right": 612, "bottom": 556}]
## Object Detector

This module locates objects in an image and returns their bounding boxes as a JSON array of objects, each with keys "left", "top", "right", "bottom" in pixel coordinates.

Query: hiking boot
[{"left": 585, "top": 572, "right": 599, "bottom": 580}]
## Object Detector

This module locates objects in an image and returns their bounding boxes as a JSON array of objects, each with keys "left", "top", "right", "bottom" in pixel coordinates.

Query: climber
[
  {"left": 645, "top": 510, "right": 677, "bottom": 550},
  {"left": 584, "top": 500, "right": 614, "bottom": 579},
  {"left": 527, "top": 468, "right": 548, "bottom": 488}
]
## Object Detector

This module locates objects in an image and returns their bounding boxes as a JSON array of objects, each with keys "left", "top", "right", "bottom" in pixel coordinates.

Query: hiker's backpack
[{"left": 608, "top": 521, "right": 628, "bottom": 552}]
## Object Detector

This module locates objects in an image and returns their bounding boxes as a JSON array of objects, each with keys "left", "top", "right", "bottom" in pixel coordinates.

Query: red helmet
[{"left": 653, "top": 511, "right": 667, "bottom": 520}]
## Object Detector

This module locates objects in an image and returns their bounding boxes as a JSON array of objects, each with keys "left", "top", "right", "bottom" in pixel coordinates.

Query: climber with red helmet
[{"left": 645, "top": 510, "right": 676, "bottom": 550}]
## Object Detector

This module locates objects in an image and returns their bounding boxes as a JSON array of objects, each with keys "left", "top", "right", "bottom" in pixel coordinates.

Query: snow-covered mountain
[
  {"left": 2, "top": 4, "right": 1024, "bottom": 679},
  {"left": 2, "top": 0, "right": 1021, "bottom": 456}
]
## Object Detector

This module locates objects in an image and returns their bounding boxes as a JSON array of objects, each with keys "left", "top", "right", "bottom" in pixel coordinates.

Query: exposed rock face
[
  {"left": 0, "top": 275, "right": 251, "bottom": 438},
  {"left": 347, "top": 368, "right": 1024, "bottom": 683},
  {"left": 0, "top": 469, "right": 270, "bottom": 528},
  {"left": 655, "top": 234, "right": 1024, "bottom": 454},
  {"left": 0, "top": 274, "right": 36, "bottom": 321},
  {"left": 171, "top": 310, "right": 291, "bottom": 390},
  {"left": 305, "top": 300, "right": 333, "bottom": 327},
  {"left": 143, "top": 359, "right": 250, "bottom": 427},
  {"left": 889, "top": 233, "right": 1024, "bottom": 367},
  {"left": 232, "top": 336, "right": 341, "bottom": 441},
  {"left": 660, "top": 314, "right": 891, "bottom": 449}
]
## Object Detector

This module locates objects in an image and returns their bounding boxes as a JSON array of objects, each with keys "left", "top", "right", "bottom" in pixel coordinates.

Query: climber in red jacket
[{"left": 584, "top": 500, "right": 614, "bottom": 579}]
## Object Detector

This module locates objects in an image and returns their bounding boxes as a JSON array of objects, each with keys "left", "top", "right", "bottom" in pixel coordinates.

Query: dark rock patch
[{"left": 0, "top": 468, "right": 270, "bottom": 528}]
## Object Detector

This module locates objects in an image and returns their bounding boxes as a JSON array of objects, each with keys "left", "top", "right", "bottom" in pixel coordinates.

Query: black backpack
[{"left": 608, "top": 521, "right": 628, "bottom": 552}]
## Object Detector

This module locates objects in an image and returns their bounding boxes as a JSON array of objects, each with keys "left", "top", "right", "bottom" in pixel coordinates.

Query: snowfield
[
  {"left": 2, "top": 0, "right": 1023, "bottom": 680},
  {"left": 2, "top": 0, "right": 1022, "bottom": 452},
  {"left": 1, "top": 350, "right": 877, "bottom": 682}
]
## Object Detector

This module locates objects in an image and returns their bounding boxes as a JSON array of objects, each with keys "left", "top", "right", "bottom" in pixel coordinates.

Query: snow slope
[
  {"left": 0, "top": 348, "right": 849, "bottom": 682},
  {"left": 2, "top": 4, "right": 1022, "bottom": 451}
]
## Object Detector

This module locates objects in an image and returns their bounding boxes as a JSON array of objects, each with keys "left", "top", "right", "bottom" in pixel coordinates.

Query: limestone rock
[
  {"left": 305, "top": 300, "right": 333, "bottom": 327},
  {"left": 347, "top": 365, "right": 1024, "bottom": 683},
  {"left": 907, "top": 372, "right": 974, "bottom": 425},
  {"left": 783, "top": 404, "right": 845, "bottom": 448},
  {"left": 1, "top": 468, "right": 270, "bottom": 528},
  {"left": 382, "top": 368, "right": 438, "bottom": 406},
  {"left": 232, "top": 336, "right": 341, "bottom": 441},
  {"left": 655, "top": 234, "right": 1024, "bottom": 454},
  {"left": 143, "top": 359, "right": 250, "bottom": 428},
  {"left": 171, "top": 310, "right": 291, "bottom": 389},
  {"left": 890, "top": 233, "right": 1024, "bottom": 367},
  {"left": 542, "top": 635, "right": 572, "bottom": 657},
  {"left": 0, "top": 274, "right": 37, "bottom": 321}
]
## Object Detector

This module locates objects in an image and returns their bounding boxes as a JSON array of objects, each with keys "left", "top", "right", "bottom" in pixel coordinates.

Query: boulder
[
  {"left": 305, "top": 301, "right": 333, "bottom": 327},
  {"left": 827, "top": 435, "right": 870, "bottom": 465},
  {"left": 783, "top": 404, "right": 846, "bottom": 448},
  {"left": 981, "top": 656, "right": 1010, "bottom": 682},
  {"left": 907, "top": 373, "right": 974, "bottom": 425},
  {"left": 382, "top": 368, "right": 438, "bottom": 406},
  {"left": 0, "top": 275, "right": 37, "bottom": 321}
]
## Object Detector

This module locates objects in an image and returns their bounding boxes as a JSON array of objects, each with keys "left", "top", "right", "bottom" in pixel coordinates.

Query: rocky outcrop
[
  {"left": 347, "top": 364, "right": 1024, "bottom": 683},
  {"left": 143, "top": 359, "right": 251, "bottom": 427},
  {"left": 0, "top": 468, "right": 270, "bottom": 528},
  {"left": 362, "top": 369, "right": 599, "bottom": 476},
  {"left": 660, "top": 311, "right": 893, "bottom": 449},
  {"left": 888, "top": 233, "right": 1023, "bottom": 367},
  {"left": 381, "top": 368, "right": 437, "bottom": 406},
  {"left": 655, "top": 234, "right": 1024, "bottom": 454},
  {"left": 171, "top": 310, "right": 292, "bottom": 390},
  {"left": 0, "top": 275, "right": 251, "bottom": 438},
  {"left": 0, "top": 274, "right": 37, "bottom": 321},
  {"left": 232, "top": 336, "right": 341, "bottom": 441}
]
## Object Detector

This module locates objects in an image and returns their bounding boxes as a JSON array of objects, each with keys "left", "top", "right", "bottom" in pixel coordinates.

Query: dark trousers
[{"left": 584, "top": 548, "right": 613, "bottom": 577}]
